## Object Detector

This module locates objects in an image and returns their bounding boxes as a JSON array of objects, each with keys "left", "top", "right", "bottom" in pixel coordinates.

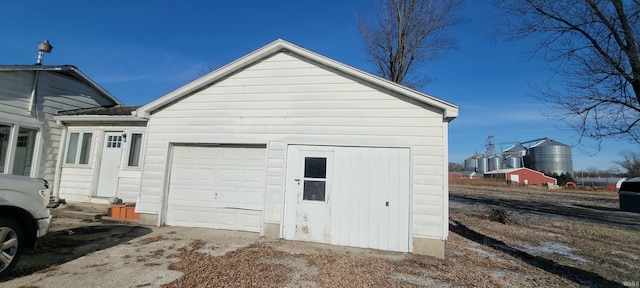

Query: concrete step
[{"left": 51, "top": 202, "right": 110, "bottom": 220}]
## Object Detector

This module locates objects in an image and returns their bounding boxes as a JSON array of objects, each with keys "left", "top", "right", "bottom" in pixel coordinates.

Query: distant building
[
  {"left": 574, "top": 177, "right": 627, "bottom": 191},
  {"left": 484, "top": 168, "right": 557, "bottom": 186}
]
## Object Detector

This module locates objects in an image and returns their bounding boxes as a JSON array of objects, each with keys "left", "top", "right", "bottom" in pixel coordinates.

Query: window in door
[
  {"left": 303, "top": 157, "right": 327, "bottom": 201},
  {"left": 106, "top": 135, "right": 122, "bottom": 148},
  {"left": 127, "top": 133, "right": 143, "bottom": 167},
  {"left": 65, "top": 132, "right": 93, "bottom": 165},
  {"left": 12, "top": 127, "right": 37, "bottom": 176}
]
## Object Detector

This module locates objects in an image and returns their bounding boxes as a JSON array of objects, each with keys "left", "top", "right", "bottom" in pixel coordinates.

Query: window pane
[
  {"left": 66, "top": 133, "right": 79, "bottom": 164},
  {"left": 0, "top": 125, "right": 11, "bottom": 173},
  {"left": 304, "top": 157, "right": 326, "bottom": 178},
  {"left": 12, "top": 127, "right": 37, "bottom": 176},
  {"left": 79, "top": 133, "right": 92, "bottom": 165},
  {"left": 303, "top": 180, "right": 325, "bottom": 201},
  {"left": 127, "top": 133, "right": 142, "bottom": 167}
]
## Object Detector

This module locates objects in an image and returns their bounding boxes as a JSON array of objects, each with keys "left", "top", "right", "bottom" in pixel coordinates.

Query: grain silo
[
  {"left": 524, "top": 139, "right": 573, "bottom": 175},
  {"left": 503, "top": 144, "right": 527, "bottom": 169},
  {"left": 477, "top": 156, "right": 489, "bottom": 173},
  {"left": 464, "top": 155, "right": 478, "bottom": 171},
  {"left": 503, "top": 144, "right": 527, "bottom": 157},
  {"left": 504, "top": 155, "right": 522, "bottom": 169},
  {"left": 488, "top": 155, "right": 501, "bottom": 171}
]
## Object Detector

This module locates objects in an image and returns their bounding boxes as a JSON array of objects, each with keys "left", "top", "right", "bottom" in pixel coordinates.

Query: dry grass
[{"left": 449, "top": 184, "right": 640, "bottom": 287}]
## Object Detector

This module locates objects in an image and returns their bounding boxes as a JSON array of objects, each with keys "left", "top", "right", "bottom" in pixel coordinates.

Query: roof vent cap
[{"left": 36, "top": 40, "right": 53, "bottom": 65}]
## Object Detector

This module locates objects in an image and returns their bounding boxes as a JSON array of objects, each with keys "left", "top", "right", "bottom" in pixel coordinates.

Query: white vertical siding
[{"left": 137, "top": 52, "right": 449, "bottom": 240}]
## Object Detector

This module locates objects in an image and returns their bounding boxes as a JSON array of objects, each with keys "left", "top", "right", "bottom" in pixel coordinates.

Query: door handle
[{"left": 385, "top": 201, "right": 389, "bottom": 207}]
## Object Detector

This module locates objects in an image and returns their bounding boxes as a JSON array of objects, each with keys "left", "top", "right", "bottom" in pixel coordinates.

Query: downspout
[
  {"left": 53, "top": 120, "right": 67, "bottom": 200},
  {"left": 442, "top": 119, "right": 450, "bottom": 241},
  {"left": 28, "top": 71, "right": 40, "bottom": 114}
]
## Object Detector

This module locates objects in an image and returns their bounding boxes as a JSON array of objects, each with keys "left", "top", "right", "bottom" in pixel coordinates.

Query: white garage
[
  {"left": 165, "top": 145, "right": 266, "bottom": 232},
  {"left": 132, "top": 40, "right": 458, "bottom": 258}
]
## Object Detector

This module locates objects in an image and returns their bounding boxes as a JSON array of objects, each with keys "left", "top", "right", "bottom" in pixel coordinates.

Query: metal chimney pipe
[{"left": 36, "top": 40, "right": 53, "bottom": 65}]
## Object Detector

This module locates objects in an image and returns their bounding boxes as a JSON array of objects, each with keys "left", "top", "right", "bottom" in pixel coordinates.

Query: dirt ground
[{"left": 3, "top": 185, "right": 640, "bottom": 287}]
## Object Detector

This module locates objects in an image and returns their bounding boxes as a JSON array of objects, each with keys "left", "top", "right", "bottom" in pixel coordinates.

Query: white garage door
[
  {"left": 166, "top": 145, "right": 266, "bottom": 232},
  {"left": 284, "top": 145, "right": 410, "bottom": 252}
]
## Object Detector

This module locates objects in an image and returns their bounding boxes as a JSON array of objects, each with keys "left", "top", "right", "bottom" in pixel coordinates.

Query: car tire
[{"left": 0, "top": 216, "right": 24, "bottom": 279}]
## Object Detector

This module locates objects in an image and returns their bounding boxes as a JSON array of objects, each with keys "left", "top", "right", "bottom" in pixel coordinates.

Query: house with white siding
[
  {"left": 54, "top": 106, "right": 147, "bottom": 203},
  {"left": 0, "top": 65, "right": 121, "bottom": 188},
  {"left": 55, "top": 39, "right": 458, "bottom": 258}
]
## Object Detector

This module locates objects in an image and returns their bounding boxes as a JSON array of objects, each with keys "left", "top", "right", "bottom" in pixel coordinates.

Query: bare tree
[
  {"left": 358, "top": 0, "right": 464, "bottom": 88},
  {"left": 496, "top": 0, "right": 640, "bottom": 146},
  {"left": 449, "top": 162, "right": 464, "bottom": 172},
  {"left": 614, "top": 150, "right": 640, "bottom": 177}
]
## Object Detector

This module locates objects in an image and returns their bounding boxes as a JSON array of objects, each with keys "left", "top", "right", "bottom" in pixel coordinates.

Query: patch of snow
[
  {"left": 468, "top": 246, "right": 497, "bottom": 258},
  {"left": 525, "top": 242, "right": 589, "bottom": 263}
]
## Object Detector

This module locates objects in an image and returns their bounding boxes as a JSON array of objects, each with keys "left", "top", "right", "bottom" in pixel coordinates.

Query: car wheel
[{"left": 0, "top": 217, "right": 24, "bottom": 278}]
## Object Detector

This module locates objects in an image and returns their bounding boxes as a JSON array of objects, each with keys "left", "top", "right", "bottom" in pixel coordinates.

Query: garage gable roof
[{"left": 136, "top": 39, "right": 458, "bottom": 121}]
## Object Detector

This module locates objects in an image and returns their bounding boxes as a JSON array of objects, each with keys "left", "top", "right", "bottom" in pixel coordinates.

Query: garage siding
[{"left": 137, "top": 52, "right": 447, "bottom": 239}]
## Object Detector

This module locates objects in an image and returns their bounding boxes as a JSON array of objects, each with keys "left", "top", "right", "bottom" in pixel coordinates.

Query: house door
[
  {"left": 285, "top": 146, "right": 333, "bottom": 244},
  {"left": 285, "top": 145, "right": 410, "bottom": 252},
  {"left": 96, "top": 132, "right": 123, "bottom": 198}
]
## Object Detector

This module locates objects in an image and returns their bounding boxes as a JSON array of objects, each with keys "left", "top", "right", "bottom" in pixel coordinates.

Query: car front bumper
[{"left": 36, "top": 215, "right": 52, "bottom": 238}]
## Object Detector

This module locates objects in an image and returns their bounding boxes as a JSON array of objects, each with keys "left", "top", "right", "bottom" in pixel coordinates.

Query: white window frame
[
  {"left": 124, "top": 131, "right": 145, "bottom": 170},
  {"left": 0, "top": 122, "right": 41, "bottom": 177},
  {"left": 64, "top": 131, "right": 94, "bottom": 166}
]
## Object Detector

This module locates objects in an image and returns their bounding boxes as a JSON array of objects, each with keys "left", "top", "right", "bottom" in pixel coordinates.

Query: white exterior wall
[
  {"left": 58, "top": 125, "right": 146, "bottom": 203},
  {"left": 0, "top": 70, "right": 117, "bottom": 183},
  {"left": 138, "top": 52, "right": 448, "bottom": 240}
]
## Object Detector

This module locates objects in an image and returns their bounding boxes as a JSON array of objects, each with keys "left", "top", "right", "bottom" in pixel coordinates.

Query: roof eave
[
  {"left": 67, "top": 67, "right": 124, "bottom": 106},
  {"left": 55, "top": 115, "right": 147, "bottom": 124}
]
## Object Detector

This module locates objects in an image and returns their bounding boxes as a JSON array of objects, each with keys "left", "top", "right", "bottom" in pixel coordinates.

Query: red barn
[{"left": 484, "top": 168, "right": 557, "bottom": 186}]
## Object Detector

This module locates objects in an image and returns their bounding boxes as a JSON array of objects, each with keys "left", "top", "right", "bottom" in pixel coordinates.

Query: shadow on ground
[
  {"left": 2, "top": 221, "right": 152, "bottom": 281},
  {"left": 449, "top": 219, "right": 624, "bottom": 288},
  {"left": 450, "top": 194, "right": 640, "bottom": 227}
]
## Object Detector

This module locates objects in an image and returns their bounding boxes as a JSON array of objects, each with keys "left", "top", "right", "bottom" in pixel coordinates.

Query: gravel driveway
[{"left": 3, "top": 218, "right": 433, "bottom": 288}]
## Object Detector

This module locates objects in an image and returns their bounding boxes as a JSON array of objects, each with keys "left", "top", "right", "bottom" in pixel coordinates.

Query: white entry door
[
  {"left": 285, "top": 147, "right": 333, "bottom": 244},
  {"left": 285, "top": 145, "right": 410, "bottom": 252},
  {"left": 96, "top": 132, "right": 123, "bottom": 198}
]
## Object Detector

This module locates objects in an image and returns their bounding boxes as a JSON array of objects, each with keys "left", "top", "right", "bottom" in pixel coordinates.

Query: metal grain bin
[
  {"left": 619, "top": 177, "right": 640, "bottom": 213},
  {"left": 477, "top": 156, "right": 488, "bottom": 173},
  {"left": 504, "top": 155, "right": 522, "bottom": 169},
  {"left": 489, "top": 155, "right": 502, "bottom": 171},
  {"left": 503, "top": 144, "right": 527, "bottom": 157},
  {"left": 526, "top": 139, "right": 573, "bottom": 175},
  {"left": 464, "top": 155, "right": 477, "bottom": 172}
]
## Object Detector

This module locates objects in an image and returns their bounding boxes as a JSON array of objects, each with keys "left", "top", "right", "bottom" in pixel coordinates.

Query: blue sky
[{"left": 1, "top": 1, "right": 636, "bottom": 171}]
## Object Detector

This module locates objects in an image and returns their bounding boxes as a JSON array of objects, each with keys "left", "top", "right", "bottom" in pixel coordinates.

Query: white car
[{"left": 0, "top": 174, "right": 52, "bottom": 278}]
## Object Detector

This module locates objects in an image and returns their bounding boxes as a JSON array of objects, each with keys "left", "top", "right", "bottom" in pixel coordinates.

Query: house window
[
  {"left": 303, "top": 157, "right": 327, "bottom": 201},
  {"left": 12, "top": 127, "right": 37, "bottom": 176},
  {"left": 127, "top": 133, "right": 143, "bottom": 167},
  {"left": 65, "top": 132, "right": 93, "bottom": 165},
  {"left": 0, "top": 125, "right": 40, "bottom": 176},
  {"left": 0, "top": 125, "right": 10, "bottom": 173}
]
